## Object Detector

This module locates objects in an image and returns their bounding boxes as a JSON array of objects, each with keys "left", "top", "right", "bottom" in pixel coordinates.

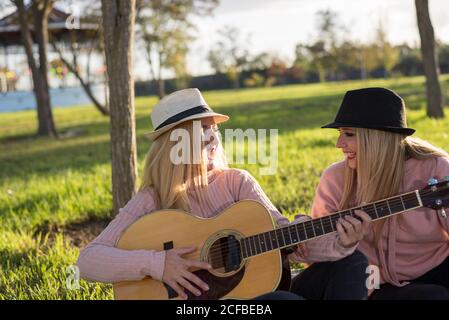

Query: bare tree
[
  {"left": 415, "top": 0, "right": 445, "bottom": 118},
  {"left": 50, "top": 0, "right": 109, "bottom": 116},
  {"left": 13, "top": 0, "right": 57, "bottom": 137},
  {"left": 375, "top": 20, "right": 399, "bottom": 78},
  {"left": 101, "top": 0, "right": 138, "bottom": 214},
  {"left": 51, "top": 42, "right": 109, "bottom": 116},
  {"left": 207, "top": 25, "right": 250, "bottom": 89},
  {"left": 136, "top": 0, "right": 218, "bottom": 98},
  {"left": 50, "top": 32, "right": 110, "bottom": 116}
]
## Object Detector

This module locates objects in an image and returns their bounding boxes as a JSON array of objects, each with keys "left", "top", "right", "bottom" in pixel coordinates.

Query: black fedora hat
[{"left": 322, "top": 87, "right": 415, "bottom": 136}]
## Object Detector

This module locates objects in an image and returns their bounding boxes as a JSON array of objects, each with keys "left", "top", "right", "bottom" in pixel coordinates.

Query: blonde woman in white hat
[{"left": 77, "top": 88, "right": 367, "bottom": 300}]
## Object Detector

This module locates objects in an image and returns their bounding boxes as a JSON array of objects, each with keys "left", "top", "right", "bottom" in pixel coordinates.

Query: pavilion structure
[{"left": 0, "top": 5, "right": 99, "bottom": 93}]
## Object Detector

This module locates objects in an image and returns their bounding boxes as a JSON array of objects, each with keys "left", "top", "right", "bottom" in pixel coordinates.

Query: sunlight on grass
[{"left": 0, "top": 75, "right": 448, "bottom": 299}]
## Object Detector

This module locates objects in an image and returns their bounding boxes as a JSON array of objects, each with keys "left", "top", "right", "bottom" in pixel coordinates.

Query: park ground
[{"left": 0, "top": 75, "right": 448, "bottom": 299}]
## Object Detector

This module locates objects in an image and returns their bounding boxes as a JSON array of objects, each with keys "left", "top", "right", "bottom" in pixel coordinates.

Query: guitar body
[
  {"left": 111, "top": 175, "right": 449, "bottom": 300},
  {"left": 113, "top": 200, "right": 288, "bottom": 300}
]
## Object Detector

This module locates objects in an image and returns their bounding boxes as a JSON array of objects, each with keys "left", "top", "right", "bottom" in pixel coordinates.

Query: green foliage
[
  {"left": 207, "top": 25, "right": 251, "bottom": 88},
  {"left": 136, "top": 0, "right": 219, "bottom": 94},
  {"left": 243, "top": 73, "right": 265, "bottom": 88}
]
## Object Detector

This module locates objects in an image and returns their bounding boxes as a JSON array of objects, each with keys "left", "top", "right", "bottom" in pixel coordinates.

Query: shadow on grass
[
  {"left": 33, "top": 215, "right": 111, "bottom": 248},
  {"left": 2, "top": 83, "right": 448, "bottom": 181},
  {"left": 0, "top": 249, "right": 30, "bottom": 271},
  {"left": 354, "top": 78, "right": 449, "bottom": 111},
  {"left": 0, "top": 192, "right": 110, "bottom": 248},
  {"left": 0, "top": 94, "right": 345, "bottom": 180}
]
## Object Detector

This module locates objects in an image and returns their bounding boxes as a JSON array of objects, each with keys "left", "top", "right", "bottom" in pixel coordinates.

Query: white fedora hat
[{"left": 146, "top": 88, "right": 229, "bottom": 140}]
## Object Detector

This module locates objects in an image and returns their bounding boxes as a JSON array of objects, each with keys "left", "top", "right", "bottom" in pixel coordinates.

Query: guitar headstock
[{"left": 420, "top": 176, "right": 449, "bottom": 210}]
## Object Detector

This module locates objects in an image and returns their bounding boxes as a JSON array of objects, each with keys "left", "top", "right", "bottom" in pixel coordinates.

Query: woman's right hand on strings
[{"left": 162, "top": 246, "right": 211, "bottom": 300}]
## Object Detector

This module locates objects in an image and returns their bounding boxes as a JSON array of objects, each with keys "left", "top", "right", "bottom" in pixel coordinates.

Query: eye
[
  {"left": 204, "top": 125, "right": 218, "bottom": 131},
  {"left": 345, "top": 132, "right": 355, "bottom": 137}
]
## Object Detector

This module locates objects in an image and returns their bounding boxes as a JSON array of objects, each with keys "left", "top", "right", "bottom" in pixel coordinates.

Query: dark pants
[
  {"left": 370, "top": 255, "right": 449, "bottom": 300},
  {"left": 290, "top": 250, "right": 369, "bottom": 300}
]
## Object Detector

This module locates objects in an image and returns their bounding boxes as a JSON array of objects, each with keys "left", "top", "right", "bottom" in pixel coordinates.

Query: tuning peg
[
  {"left": 428, "top": 178, "right": 438, "bottom": 185},
  {"left": 434, "top": 200, "right": 447, "bottom": 218}
]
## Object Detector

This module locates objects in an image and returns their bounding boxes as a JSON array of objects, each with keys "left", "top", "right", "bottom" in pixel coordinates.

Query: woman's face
[
  {"left": 201, "top": 118, "right": 220, "bottom": 166},
  {"left": 336, "top": 127, "right": 357, "bottom": 169}
]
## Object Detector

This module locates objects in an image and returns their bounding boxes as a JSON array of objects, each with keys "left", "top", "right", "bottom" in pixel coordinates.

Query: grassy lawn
[{"left": 1, "top": 75, "right": 448, "bottom": 299}]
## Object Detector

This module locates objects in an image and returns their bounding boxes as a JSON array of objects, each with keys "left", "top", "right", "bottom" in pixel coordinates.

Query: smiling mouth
[{"left": 344, "top": 152, "right": 356, "bottom": 160}]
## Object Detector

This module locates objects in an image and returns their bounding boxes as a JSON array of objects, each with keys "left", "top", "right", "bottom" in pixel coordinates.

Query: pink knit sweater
[
  {"left": 77, "top": 168, "right": 355, "bottom": 283},
  {"left": 311, "top": 156, "right": 449, "bottom": 287}
]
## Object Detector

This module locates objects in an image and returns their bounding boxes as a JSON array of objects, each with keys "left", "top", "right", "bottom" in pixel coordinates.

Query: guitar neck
[{"left": 241, "top": 190, "right": 423, "bottom": 259}]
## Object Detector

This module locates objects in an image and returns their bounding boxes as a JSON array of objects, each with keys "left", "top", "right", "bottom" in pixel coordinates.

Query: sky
[
  {"left": 3, "top": 0, "right": 449, "bottom": 88},
  {"left": 176, "top": 0, "right": 449, "bottom": 77}
]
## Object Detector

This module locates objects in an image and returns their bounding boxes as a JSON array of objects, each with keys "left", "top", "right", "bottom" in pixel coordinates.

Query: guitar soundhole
[{"left": 208, "top": 235, "right": 242, "bottom": 274}]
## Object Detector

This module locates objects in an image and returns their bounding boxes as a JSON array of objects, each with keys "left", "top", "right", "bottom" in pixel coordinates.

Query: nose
[{"left": 336, "top": 134, "right": 346, "bottom": 149}]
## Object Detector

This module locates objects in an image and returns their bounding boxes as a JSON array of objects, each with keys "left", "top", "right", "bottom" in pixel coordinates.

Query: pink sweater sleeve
[
  {"left": 230, "top": 169, "right": 290, "bottom": 226},
  {"left": 76, "top": 188, "right": 166, "bottom": 283},
  {"left": 290, "top": 162, "right": 358, "bottom": 263}
]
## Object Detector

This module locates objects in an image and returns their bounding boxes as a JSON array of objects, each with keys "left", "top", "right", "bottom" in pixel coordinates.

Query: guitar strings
[
  {"left": 207, "top": 193, "right": 419, "bottom": 263},
  {"left": 207, "top": 192, "right": 420, "bottom": 262},
  {"left": 206, "top": 194, "right": 414, "bottom": 253},
  {"left": 206, "top": 187, "right": 448, "bottom": 264},
  {"left": 207, "top": 189, "right": 445, "bottom": 263}
]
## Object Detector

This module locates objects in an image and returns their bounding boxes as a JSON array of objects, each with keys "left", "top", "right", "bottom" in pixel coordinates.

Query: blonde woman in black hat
[
  {"left": 304, "top": 87, "right": 449, "bottom": 299},
  {"left": 77, "top": 88, "right": 370, "bottom": 300}
]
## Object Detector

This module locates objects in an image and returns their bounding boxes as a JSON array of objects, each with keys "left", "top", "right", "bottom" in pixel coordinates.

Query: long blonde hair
[
  {"left": 339, "top": 128, "right": 449, "bottom": 244},
  {"left": 140, "top": 120, "right": 228, "bottom": 211}
]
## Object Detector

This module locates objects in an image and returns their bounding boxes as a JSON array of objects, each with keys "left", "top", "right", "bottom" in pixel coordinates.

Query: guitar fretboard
[{"left": 240, "top": 190, "right": 422, "bottom": 259}]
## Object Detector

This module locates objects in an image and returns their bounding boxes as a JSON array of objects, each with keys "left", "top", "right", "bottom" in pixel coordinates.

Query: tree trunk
[
  {"left": 157, "top": 78, "right": 165, "bottom": 98},
  {"left": 415, "top": 0, "right": 445, "bottom": 118},
  {"left": 317, "top": 65, "right": 326, "bottom": 83},
  {"left": 16, "top": 0, "right": 57, "bottom": 137},
  {"left": 234, "top": 71, "right": 240, "bottom": 89},
  {"left": 101, "top": 0, "right": 138, "bottom": 214},
  {"left": 34, "top": 2, "right": 57, "bottom": 136},
  {"left": 157, "top": 50, "right": 165, "bottom": 98}
]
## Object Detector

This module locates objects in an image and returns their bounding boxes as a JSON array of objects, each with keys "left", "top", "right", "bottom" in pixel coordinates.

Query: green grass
[{"left": 1, "top": 75, "right": 449, "bottom": 299}]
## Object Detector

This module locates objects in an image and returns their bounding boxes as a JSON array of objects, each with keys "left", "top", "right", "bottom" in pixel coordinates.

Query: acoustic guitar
[{"left": 113, "top": 176, "right": 449, "bottom": 300}]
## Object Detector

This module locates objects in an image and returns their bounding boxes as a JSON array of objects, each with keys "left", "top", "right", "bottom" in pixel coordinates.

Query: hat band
[{"left": 155, "top": 105, "right": 211, "bottom": 130}]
